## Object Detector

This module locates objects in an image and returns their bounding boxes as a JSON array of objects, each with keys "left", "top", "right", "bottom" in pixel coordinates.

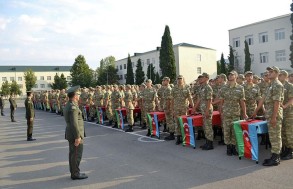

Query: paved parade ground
[{"left": 1, "top": 101, "right": 293, "bottom": 189}]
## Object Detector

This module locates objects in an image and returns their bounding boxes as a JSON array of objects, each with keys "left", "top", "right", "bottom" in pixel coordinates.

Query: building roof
[
  {"left": 117, "top": 42, "right": 215, "bottom": 61},
  {"left": 229, "top": 14, "right": 291, "bottom": 31},
  {"left": 0, "top": 66, "right": 72, "bottom": 72}
]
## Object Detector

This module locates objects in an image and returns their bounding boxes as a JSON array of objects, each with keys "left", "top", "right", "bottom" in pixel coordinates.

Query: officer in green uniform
[
  {"left": 25, "top": 91, "right": 36, "bottom": 141},
  {"left": 9, "top": 93, "right": 17, "bottom": 122},
  {"left": 0, "top": 94, "right": 5, "bottom": 116},
  {"left": 64, "top": 85, "right": 88, "bottom": 180},
  {"left": 253, "top": 66, "right": 284, "bottom": 166}
]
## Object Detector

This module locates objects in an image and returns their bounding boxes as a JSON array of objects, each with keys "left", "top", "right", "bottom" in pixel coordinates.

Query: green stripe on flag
[
  {"left": 115, "top": 110, "right": 120, "bottom": 127},
  {"left": 147, "top": 114, "right": 152, "bottom": 133},
  {"left": 178, "top": 117, "right": 186, "bottom": 146},
  {"left": 234, "top": 120, "right": 244, "bottom": 157}
]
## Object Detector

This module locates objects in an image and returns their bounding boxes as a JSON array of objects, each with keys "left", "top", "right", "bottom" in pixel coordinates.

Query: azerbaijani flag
[
  {"left": 179, "top": 116, "right": 195, "bottom": 148},
  {"left": 96, "top": 107, "right": 104, "bottom": 124},
  {"left": 147, "top": 113, "right": 159, "bottom": 138},
  {"left": 233, "top": 120, "right": 267, "bottom": 161},
  {"left": 115, "top": 109, "right": 124, "bottom": 129}
]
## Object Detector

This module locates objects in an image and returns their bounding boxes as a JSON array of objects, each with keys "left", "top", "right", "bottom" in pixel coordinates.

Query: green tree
[
  {"left": 228, "top": 45, "right": 235, "bottom": 72},
  {"left": 135, "top": 58, "right": 145, "bottom": 85},
  {"left": 159, "top": 25, "right": 176, "bottom": 83},
  {"left": 70, "top": 55, "right": 93, "bottom": 87},
  {"left": 59, "top": 73, "right": 68, "bottom": 89},
  {"left": 244, "top": 40, "right": 252, "bottom": 72},
  {"left": 51, "top": 73, "right": 68, "bottom": 89},
  {"left": 217, "top": 61, "right": 221, "bottom": 75},
  {"left": 147, "top": 63, "right": 156, "bottom": 81},
  {"left": 10, "top": 81, "right": 21, "bottom": 95},
  {"left": 290, "top": 2, "right": 293, "bottom": 68},
  {"left": 24, "top": 69, "right": 37, "bottom": 91},
  {"left": 97, "top": 65, "right": 119, "bottom": 85},
  {"left": 51, "top": 73, "right": 60, "bottom": 90},
  {"left": 220, "top": 53, "right": 227, "bottom": 74},
  {"left": 154, "top": 72, "right": 161, "bottom": 84},
  {"left": 126, "top": 54, "right": 134, "bottom": 84},
  {"left": 1, "top": 81, "right": 10, "bottom": 96}
]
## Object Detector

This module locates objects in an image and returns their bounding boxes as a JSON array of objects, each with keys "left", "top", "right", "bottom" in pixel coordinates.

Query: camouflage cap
[
  {"left": 126, "top": 84, "right": 131, "bottom": 88},
  {"left": 163, "top": 76, "right": 170, "bottom": 81},
  {"left": 267, "top": 66, "right": 280, "bottom": 73},
  {"left": 228, "top": 70, "right": 238, "bottom": 76},
  {"left": 238, "top": 74, "right": 245, "bottom": 79},
  {"left": 96, "top": 85, "right": 101, "bottom": 88},
  {"left": 201, "top": 72, "right": 209, "bottom": 78},
  {"left": 253, "top": 75, "right": 260, "bottom": 80},
  {"left": 113, "top": 84, "right": 118, "bottom": 88},
  {"left": 219, "top": 73, "right": 227, "bottom": 79},
  {"left": 244, "top": 71, "right": 253, "bottom": 76},
  {"left": 279, "top": 70, "right": 288, "bottom": 76},
  {"left": 177, "top": 75, "right": 183, "bottom": 79},
  {"left": 263, "top": 71, "right": 269, "bottom": 76},
  {"left": 140, "top": 83, "right": 146, "bottom": 87},
  {"left": 146, "top": 79, "right": 152, "bottom": 83},
  {"left": 66, "top": 85, "right": 80, "bottom": 94}
]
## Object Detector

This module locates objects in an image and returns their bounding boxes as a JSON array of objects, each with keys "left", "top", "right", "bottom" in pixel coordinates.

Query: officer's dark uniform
[
  {"left": 25, "top": 91, "right": 36, "bottom": 141},
  {"left": 9, "top": 94, "right": 17, "bottom": 122},
  {"left": 64, "top": 85, "right": 88, "bottom": 180},
  {"left": 0, "top": 94, "right": 5, "bottom": 116}
]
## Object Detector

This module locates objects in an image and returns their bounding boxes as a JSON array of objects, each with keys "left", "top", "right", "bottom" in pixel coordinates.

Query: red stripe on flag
[{"left": 240, "top": 122, "right": 252, "bottom": 159}]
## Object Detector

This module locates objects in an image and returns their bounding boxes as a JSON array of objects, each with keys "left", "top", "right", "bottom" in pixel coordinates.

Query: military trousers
[
  {"left": 106, "top": 105, "right": 113, "bottom": 121},
  {"left": 174, "top": 108, "right": 188, "bottom": 136},
  {"left": 201, "top": 109, "right": 213, "bottom": 141},
  {"left": 222, "top": 115, "right": 239, "bottom": 145},
  {"left": 144, "top": 102, "right": 155, "bottom": 128},
  {"left": 112, "top": 105, "right": 121, "bottom": 122},
  {"left": 164, "top": 110, "right": 174, "bottom": 133},
  {"left": 68, "top": 141, "right": 83, "bottom": 177},
  {"left": 267, "top": 117, "right": 282, "bottom": 154},
  {"left": 10, "top": 108, "right": 15, "bottom": 121},
  {"left": 27, "top": 119, "right": 34, "bottom": 139},
  {"left": 126, "top": 108, "right": 134, "bottom": 126},
  {"left": 282, "top": 108, "right": 293, "bottom": 148}
]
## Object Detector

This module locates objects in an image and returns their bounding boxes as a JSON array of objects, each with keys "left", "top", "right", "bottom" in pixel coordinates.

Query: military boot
[
  {"left": 263, "top": 153, "right": 280, "bottom": 166},
  {"left": 175, "top": 136, "right": 182, "bottom": 145},
  {"left": 202, "top": 140, "right": 214, "bottom": 150},
  {"left": 281, "top": 148, "right": 293, "bottom": 160},
  {"left": 125, "top": 126, "right": 134, "bottom": 132},
  {"left": 164, "top": 132, "right": 175, "bottom": 141},
  {"left": 146, "top": 129, "right": 151, "bottom": 136},
  {"left": 163, "top": 123, "right": 168, "bottom": 132},
  {"left": 107, "top": 120, "right": 113, "bottom": 126},
  {"left": 141, "top": 122, "right": 147, "bottom": 129},
  {"left": 231, "top": 145, "right": 238, "bottom": 156},
  {"left": 200, "top": 140, "right": 207, "bottom": 148},
  {"left": 280, "top": 146, "right": 288, "bottom": 158},
  {"left": 227, "top": 144, "right": 232, "bottom": 156},
  {"left": 112, "top": 122, "right": 118, "bottom": 128}
]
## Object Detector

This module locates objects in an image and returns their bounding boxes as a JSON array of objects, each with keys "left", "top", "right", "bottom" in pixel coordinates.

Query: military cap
[
  {"left": 113, "top": 84, "right": 118, "bottom": 88},
  {"left": 238, "top": 74, "right": 245, "bottom": 79},
  {"left": 253, "top": 75, "right": 260, "bottom": 80},
  {"left": 96, "top": 85, "right": 101, "bottom": 88},
  {"left": 66, "top": 85, "right": 80, "bottom": 94},
  {"left": 279, "top": 70, "right": 288, "bottom": 76},
  {"left": 163, "top": 76, "right": 170, "bottom": 81},
  {"left": 219, "top": 73, "right": 227, "bottom": 79},
  {"left": 228, "top": 70, "right": 238, "bottom": 76},
  {"left": 198, "top": 75, "right": 203, "bottom": 78},
  {"left": 244, "top": 71, "right": 253, "bottom": 76},
  {"left": 146, "top": 79, "right": 152, "bottom": 83},
  {"left": 177, "top": 75, "right": 183, "bottom": 79},
  {"left": 267, "top": 66, "right": 280, "bottom": 73},
  {"left": 140, "top": 83, "right": 146, "bottom": 87},
  {"left": 201, "top": 72, "right": 209, "bottom": 78},
  {"left": 126, "top": 84, "right": 131, "bottom": 88}
]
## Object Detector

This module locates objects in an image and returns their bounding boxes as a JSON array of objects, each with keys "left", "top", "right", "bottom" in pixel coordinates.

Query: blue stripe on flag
[{"left": 187, "top": 117, "right": 195, "bottom": 147}]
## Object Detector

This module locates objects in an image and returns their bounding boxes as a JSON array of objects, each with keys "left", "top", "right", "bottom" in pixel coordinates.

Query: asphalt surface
[{"left": 0, "top": 100, "right": 293, "bottom": 189}]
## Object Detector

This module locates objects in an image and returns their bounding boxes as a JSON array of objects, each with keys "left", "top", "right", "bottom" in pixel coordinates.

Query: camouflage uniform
[
  {"left": 263, "top": 79, "right": 284, "bottom": 154},
  {"left": 171, "top": 84, "right": 193, "bottom": 136},
  {"left": 124, "top": 88, "right": 134, "bottom": 126},
  {"left": 243, "top": 83, "right": 261, "bottom": 117},
  {"left": 111, "top": 88, "right": 122, "bottom": 123},
  {"left": 104, "top": 87, "right": 113, "bottom": 122},
  {"left": 157, "top": 85, "right": 164, "bottom": 110},
  {"left": 162, "top": 84, "right": 174, "bottom": 133},
  {"left": 198, "top": 83, "right": 214, "bottom": 141},
  {"left": 142, "top": 87, "right": 157, "bottom": 127},
  {"left": 93, "top": 88, "right": 104, "bottom": 107},
  {"left": 55, "top": 91, "right": 60, "bottom": 113},
  {"left": 79, "top": 90, "right": 88, "bottom": 118},
  {"left": 219, "top": 83, "right": 245, "bottom": 146},
  {"left": 59, "top": 90, "right": 67, "bottom": 115}
]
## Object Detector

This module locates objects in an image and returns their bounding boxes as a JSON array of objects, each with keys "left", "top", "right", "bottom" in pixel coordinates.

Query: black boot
[
  {"left": 107, "top": 120, "right": 113, "bottom": 126},
  {"left": 231, "top": 145, "right": 238, "bottom": 156},
  {"left": 227, "top": 144, "right": 232, "bottom": 156},
  {"left": 263, "top": 153, "right": 280, "bottom": 166},
  {"left": 146, "top": 129, "right": 151, "bottom": 136},
  {"left": 202, "top": 140, "right": 214, "bottom": 150},
  {"left": 164, "top": 132, "right": 175, "bottom": 141},
  {"left": 163, "top": 123, "right": 167, "bottom": 132},
  {"left": 196, "top": 130, "right": 203, "bottom": 140},
  {"left": 112, "top": 122, "right": 118, "bottom": 128},
  {"left": 260, "top": 135, "right": 266, "bottom": 145},
  {"left": 200, "top": 140, "right": 207, "bottom": 148},
  {"left": 125, "top": 126, "right": 134, "bottom": 132},
  {"left": 175, "top": 136, "right": 182, "bottom": 145},
  {"left": 141, "top": 122, "right": 147, "bottom": 129},
  {"left": 281, "top": 148, "right": 293, "bottom": 160},
  {"left": 280, "top": 146, "right": 288, "bottom": 158}
]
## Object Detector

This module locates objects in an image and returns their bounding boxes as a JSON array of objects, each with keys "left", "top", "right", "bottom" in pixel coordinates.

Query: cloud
[
  {"left": 0, "top": 17, "right": 11, "bottom": 30},
  {"left": 18, "top": 14, "right": 46, "bottom": 28}
]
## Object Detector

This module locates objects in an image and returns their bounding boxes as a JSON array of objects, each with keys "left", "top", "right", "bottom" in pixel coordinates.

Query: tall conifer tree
[{"left": 126, "top": 54, "right": 134, "bottom": 84}]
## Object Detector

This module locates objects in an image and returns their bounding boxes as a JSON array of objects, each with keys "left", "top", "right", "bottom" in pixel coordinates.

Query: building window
[
  {"left": 245, "top": 35, "right": 253, "bottom": 45},
  {"left": 116, "top": 66, "right": 118, "bottom": 70},
  {"left": 250, "top": 54, "right": 254, "bottom": 64},
  {"left": 18, "top": 77, "right": 22, "bottom": 81},
  {"left": 233, "top": 37, "right": 240, "bottom": 48},
  {"left": 147, "top": 59, "right": 150, "bottom": 66},
  {"left": 276, "top": 50, "right": 286, "bottom": 62},
  {"left": 47, "top": 76, "right": 51, "bottom": 80},
  {"left": 120, "top": 65, "right": 122, "bottom": 70},
  {"left": 120, "top": 75, "right": 123, "bottom": 80},
  {"left": 124, "top": 74, "right": 127, "bottom": 80},
  {"left": 18, "top": 84, "right": 23, "bottom": 89},
  {"left": 197, "top": 67, "right": 201, "bottom": 74},
  {"left": 40, "top": 84, "right": 45, "bottom": 88},
  {"left": 47, "top": 84, "right": 51, "bottom": 88},
  {"left": 40, "top": 76, "right": 44, "bottom": 80},
  {"left": 275, "top": 29, "right": 285, "bottom": 40},
  {"left": 10, "top": 77, "right": 14, "bottom": 81},
  {"left": 196, "top": 54, "right": 202, "bottom": 62},
  {"left": 34, "top": 84, "right": 38, "bottom": 88},
  {"left": 259, "top": 32, "right": 268, "bottom": 43},
  {"left": 124, "top": 64, "right": 126, "bottom": 69},
  {"left": 2, "top": 77, "right": 7, "bottom": 81},
  {"left": 260, "top": 52, "right": 269, "bottom": 63}
]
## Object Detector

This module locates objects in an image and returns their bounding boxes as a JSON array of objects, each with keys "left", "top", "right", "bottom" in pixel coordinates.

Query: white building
[
  {"left": 0, "top": 66, "right": 71, "bottom": 96},
  {"left": 115, "top": 43, "right": 217, "bottom": 84},
  {"left": 229, "top": 14, "right": 291, "bottom": 75}
]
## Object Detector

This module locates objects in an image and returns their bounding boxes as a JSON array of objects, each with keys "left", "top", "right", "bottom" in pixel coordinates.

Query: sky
[{"left": 0, "top": 0, "right": 291, "bottom": 69}]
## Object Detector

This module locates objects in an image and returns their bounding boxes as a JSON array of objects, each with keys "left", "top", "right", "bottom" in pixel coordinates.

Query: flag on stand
[
  {"left": 179, "top": 116, "right": 195, "bottom": 148},
  {"left": 96, "top": 107, "right": 104, "bottom": 124},
  {"left": 147, "top": 113, "right": 159, "bottom": 138},
  {"left": 115, "top": 109, "right": 124, "bottom": 129}
]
